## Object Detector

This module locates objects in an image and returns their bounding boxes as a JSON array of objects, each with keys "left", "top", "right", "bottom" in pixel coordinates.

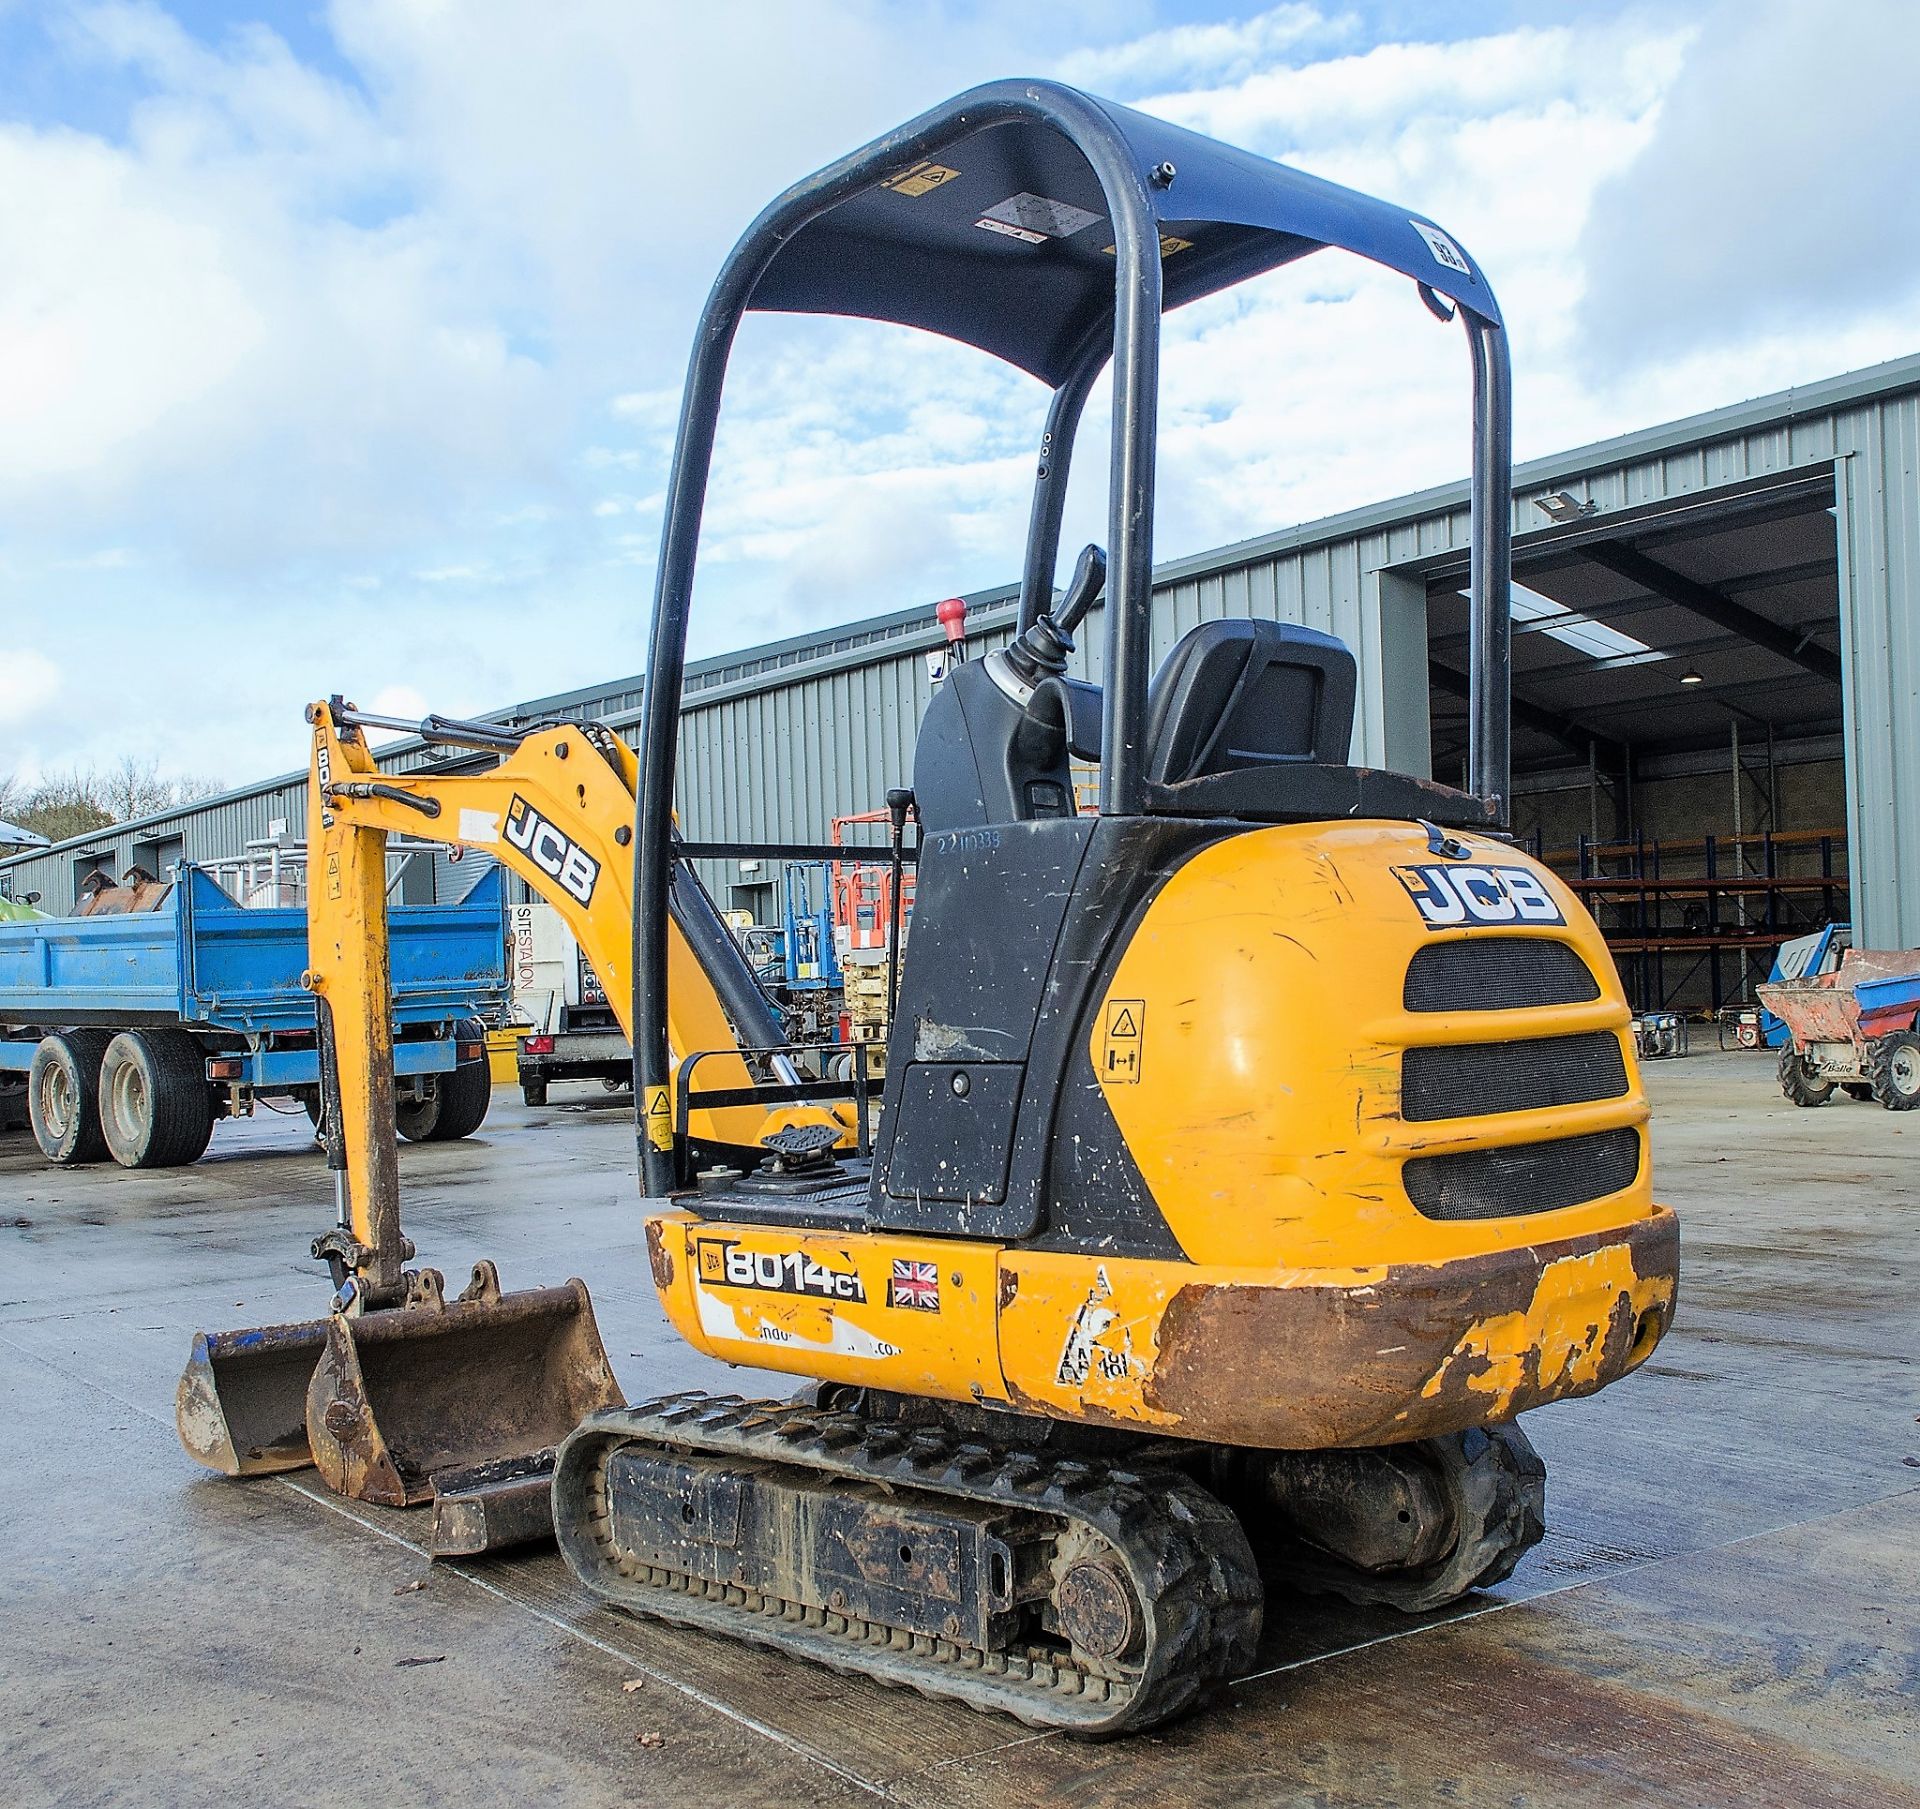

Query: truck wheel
[
  {"left": 396, "top": 1024, "right": 492, "bottom": 1142},
  {"left": 27, "top": 1029, "right": 114, "bottom": 1164},
  {"left": 99, "top": 1030, "right": 216, "bottom": 1167},
  {"left": 1867, "top": 1031, "right": 1920, "bottom": 1111},
  {"left": 1777, "top": 1049, "right": 1833, "bottom": 1107}
]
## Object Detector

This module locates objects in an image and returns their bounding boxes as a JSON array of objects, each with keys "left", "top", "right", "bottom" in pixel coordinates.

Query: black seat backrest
[{"left": 1144, "top": 619, "right": 1356, "bottom": 786}]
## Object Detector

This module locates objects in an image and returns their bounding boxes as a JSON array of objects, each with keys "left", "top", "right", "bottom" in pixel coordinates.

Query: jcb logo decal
[
  {"left": 504, "top": 796, "right": 599, "bottom": 906},
  {"left": 1394, "top": 863, "right": 1564, "bottom": 930}
]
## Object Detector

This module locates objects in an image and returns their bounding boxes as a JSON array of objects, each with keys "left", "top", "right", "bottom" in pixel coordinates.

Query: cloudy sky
[{"left": 3, "top": 0, "right": 1917, "bottom": 792}]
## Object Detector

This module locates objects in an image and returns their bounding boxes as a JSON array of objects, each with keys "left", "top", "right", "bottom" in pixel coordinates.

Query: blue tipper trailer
[{"left": 0, "top": 864, "right": 508, "bottom": 1168}]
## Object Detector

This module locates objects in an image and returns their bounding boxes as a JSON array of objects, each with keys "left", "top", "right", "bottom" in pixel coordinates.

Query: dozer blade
[
  {"left": 176, "top": 1318, "right": 331, "bottom": 1477},
  {"left": 428, "top": 1449, "right": 563, "bottom": 1557},
  {"left": 305, "top": 1265, "right": 623, "bottom": 1538}
]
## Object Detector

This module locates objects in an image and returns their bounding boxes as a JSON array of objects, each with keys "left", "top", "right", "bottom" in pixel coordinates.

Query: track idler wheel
[{"left": 1229, "top": 1422, "right": 1547, "bottom": 1613}]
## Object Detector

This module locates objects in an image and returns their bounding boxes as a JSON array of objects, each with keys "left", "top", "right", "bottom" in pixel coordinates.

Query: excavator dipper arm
[{"left": 304, "top": 697, "right": 775, "bottom": 1295}]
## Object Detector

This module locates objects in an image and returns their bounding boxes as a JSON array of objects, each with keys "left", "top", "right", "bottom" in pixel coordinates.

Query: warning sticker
[
  {"left": 884, "top": 161, "right": 960, "bottom": 198},
  {"left": 1101, "top": 233, "right": 1195, "bottom": 259},
  {"left": 1410, "top": 220, "right": 1472, "bottom": 277},
  {"left": 644, "top": 1086, "right": 672, "bottom": 1150},
  {"left": 976, "top": 216, "right": 1048, "bottom": 245},
  {"left": 1098, "top": 999, "right": 1145, "bottom": 1085},
  {"left": 976, "top": 191, "right": 1103, "bottom": 244}
]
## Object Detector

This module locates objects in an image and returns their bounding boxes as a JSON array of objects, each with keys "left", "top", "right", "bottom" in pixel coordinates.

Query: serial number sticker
[
  {"left": 695, "top": 1238, "right": 867, "bottom": 1304},
  {"left": 883, "top": 161, "right": 960, "bottom": 197},
  {"left": 1393, "top": 863, "right": 1565, "bottom": 930}
]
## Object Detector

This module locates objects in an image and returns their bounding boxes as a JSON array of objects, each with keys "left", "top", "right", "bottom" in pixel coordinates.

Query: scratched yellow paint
[
  {"left": 1419, "top": 1242, "right": 1677, "bottom": 1415},
  {"left": 1094, "top": 820, "right": 1660, "bottom": 1270}
]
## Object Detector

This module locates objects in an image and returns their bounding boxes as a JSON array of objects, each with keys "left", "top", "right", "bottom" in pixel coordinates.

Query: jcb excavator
[{"left": 178, "top": 80, "right": 1678, "bottom": 1735}]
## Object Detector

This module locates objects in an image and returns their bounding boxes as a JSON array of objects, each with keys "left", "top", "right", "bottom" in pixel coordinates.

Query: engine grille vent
[
  {"left": 1403, "top": 1127, "right": 1641, "bottom": 1222},
  {"left": 1402, "top": 1031, "right": 1628, "bottom": 1123},
  {"left": 1404, "top": 938, "right": 1600, "bottom": 1013}
]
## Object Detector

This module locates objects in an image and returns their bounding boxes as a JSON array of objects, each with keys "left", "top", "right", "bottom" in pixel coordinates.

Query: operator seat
[{"left": 1143, "top": 618, "right": 1356, "bottom": 784}]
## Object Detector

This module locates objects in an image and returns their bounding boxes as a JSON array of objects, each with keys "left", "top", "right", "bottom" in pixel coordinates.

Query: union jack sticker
[{"left": 887, "top": 1259, "right": 941, "bottom": 1313}]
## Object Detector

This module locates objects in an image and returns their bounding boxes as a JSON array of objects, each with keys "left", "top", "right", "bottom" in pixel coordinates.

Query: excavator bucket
[
  {"left": 303, "top": 1264, "right": 623, "bottom": 1547},
  {"left": 176, "top": 1317, "right": 330, "bottom": 1478}
]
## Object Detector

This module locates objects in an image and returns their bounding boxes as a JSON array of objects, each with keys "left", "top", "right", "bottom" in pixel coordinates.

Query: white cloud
[
  {"left": 1056, "top": 3, "right": 1348, "bottom": 92},
  {"left": 0, "top": 649, "right": 62, "bottom": 724},
  {"left": 1577, "top": 0, "right": 1920, "bottom": 360},
  {"left": 363, "top": 682, "right": 429, "bottom": 740}
]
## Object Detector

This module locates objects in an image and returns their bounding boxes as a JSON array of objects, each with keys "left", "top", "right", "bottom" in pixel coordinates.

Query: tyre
[
  {"left": 1867, "top": 1030, "right": 1920, "bottom": 1111},
  {"left": 98, "top": 1029, "right": 216, "bottom": 1168},
  {"left": 27, "top": 1029, "right": 114, "bottom": 1164},
  {"left": 1778, "top": 1048, "right": 1834, "bottom": 1107},
  {"left": 1841, "top": 1082, "right": 1875, "bottom": 1102},
  {"left": 396, "top": 1023, "right": 492, "bottom": 1142}
]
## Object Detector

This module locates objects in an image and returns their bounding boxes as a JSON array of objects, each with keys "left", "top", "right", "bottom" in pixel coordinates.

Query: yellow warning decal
[
  {"left": 1098, "top": 999, "right": 1145, "bottom": 1085},
  {"left": 645, "top": 1085, "right": 673, "bottom": 1150},
  {"left": 883, "top": 162, "right": 960, "bottom": 198},
  {"left": 1101, "top": 233, "right": 1195, "bottom": 258}
]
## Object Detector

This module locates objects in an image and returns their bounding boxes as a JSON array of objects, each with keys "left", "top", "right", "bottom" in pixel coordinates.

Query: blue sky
[{"left": 3, "top": 0, "right": 1918, "bottom": 795}]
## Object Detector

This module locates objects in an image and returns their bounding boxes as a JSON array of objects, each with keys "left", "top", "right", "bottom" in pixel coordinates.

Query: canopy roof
[
  {"left": 746, "top": 82, "right": 1500, "bottom": 386},
  {"left": 0, "top": 818, "right": 49, "bottom": 849}
]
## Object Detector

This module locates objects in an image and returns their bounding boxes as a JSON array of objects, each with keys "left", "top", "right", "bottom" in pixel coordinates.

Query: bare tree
[
  {"left": 9, "top": 770, "right": 114, "bottom": 844},
  {"left": 101, "top": 755, "right": 178, "bottom": 823},
  {"left": 0, "top": 760, "right": 226, "bottom": 845}
]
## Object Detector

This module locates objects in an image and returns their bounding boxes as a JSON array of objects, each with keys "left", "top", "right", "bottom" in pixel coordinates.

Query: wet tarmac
[{"left": 1, "top": 1052, "right": 1915, "bottom": 1806}]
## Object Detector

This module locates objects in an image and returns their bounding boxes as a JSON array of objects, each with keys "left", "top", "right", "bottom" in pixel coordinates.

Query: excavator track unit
[{"left": 553, "top": 1394, "right": 1263, "bottom": 1735}]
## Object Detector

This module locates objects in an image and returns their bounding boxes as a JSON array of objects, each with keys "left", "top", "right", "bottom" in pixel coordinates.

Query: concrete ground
[{"left": 1, "top": 1053, "right": 1915, "bottom": 1808}]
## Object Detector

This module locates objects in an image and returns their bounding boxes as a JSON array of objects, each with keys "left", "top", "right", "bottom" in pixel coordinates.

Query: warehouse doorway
[{"left": 1419, "top": 467, "right": 1847, "bottom": 1012}]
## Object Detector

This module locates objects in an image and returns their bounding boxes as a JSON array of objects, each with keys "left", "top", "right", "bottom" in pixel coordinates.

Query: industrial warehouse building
[{"left": 7, "top": 352, "right": 1918, "bottom": 1013}]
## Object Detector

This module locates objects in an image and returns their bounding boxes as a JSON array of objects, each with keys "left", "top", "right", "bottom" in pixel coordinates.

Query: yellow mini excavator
[{"left": 180, "top": 80, "right": 1677, "bottom": 1735}]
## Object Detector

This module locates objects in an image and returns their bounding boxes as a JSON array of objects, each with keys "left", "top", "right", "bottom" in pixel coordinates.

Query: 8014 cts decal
[
  {"left": 1394, "top": 862, "right": 1565, "bottom": 930},
  {"left": 695, "top": 1238, "right": 866, "bottom": 1303}
]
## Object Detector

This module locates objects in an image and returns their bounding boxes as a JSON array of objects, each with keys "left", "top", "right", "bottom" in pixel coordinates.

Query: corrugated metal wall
[
  {"left": 8, "top": 356, "right": 1920, "bottom": 942},
  {"left": 1834, "top": 389, "right": 1920, "bottom": 950}
]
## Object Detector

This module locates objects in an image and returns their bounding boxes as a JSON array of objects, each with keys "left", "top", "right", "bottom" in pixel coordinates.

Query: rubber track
[{"left": 553, "top": 1393, "right": 1263, "bottom": 1736}]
